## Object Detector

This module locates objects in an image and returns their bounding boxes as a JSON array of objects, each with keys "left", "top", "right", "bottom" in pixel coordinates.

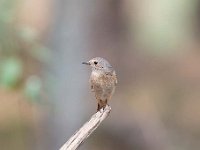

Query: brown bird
[{"left": 82, "top": 57, "right": 117, "bottom": 111}]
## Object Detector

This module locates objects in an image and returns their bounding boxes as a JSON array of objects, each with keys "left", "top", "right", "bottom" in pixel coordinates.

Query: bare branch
[{"left": 59, "top": 105, "right": 111, "bottom": 150}]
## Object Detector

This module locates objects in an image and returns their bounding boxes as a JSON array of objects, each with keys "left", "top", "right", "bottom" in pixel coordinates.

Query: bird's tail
[{"left": 97, "top": 99, "right": 107, "bottom": 111}]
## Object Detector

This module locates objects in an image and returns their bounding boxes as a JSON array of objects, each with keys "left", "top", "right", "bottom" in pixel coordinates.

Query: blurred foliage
[
  {"left": 0, "top": 0, "right": 50, "bottom": 101},
  {"left": 0, "top": 57, "right": 22, "bottom": 88},
  {"left": 18, "top": 27, "right": 51, "bottom": 62},
  {"left": 18, "top": 26, "right": 39, "bottom": 43},
  {"left": 134, "top": 0, "right": 198, "bottom": 55},
  {"left": 0, "top": 0, "right": 16, "bottom": 23},
  {"left": 24, "top": 75, "right": 42, "bottom": 102}
]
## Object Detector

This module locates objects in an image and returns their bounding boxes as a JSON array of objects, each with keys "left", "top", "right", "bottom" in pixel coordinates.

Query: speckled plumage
[{"left": 83, "top": 57, "right": 117, "bottom": 111}]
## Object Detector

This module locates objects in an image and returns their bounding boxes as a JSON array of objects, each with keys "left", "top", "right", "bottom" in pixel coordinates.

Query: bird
[{"left": 82, "top": 57, "right": 117, "bottom": 111}]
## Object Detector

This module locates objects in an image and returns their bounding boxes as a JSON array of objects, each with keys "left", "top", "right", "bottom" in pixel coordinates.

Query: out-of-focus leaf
[
  {"left": 18, "top": 26, "right": 38, "bottom": 44},
  {"left": 134, "top": 0, "right": 198, "bottom": 55},
  {"left": 0, "top": 57, "right": 23, "bottom": 88},
  {"left": 30, "top": 45, "right": 51, "bottom": 62},
  {"left": 24, "top": 75, "right": 42, "bottom": 102},
  {"left": 0, "top": 0, "right": 16, "bottom": 23}
]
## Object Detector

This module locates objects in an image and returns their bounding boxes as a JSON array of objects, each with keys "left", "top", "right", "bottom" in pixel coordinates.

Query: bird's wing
[
  {"left": 89, "top": 78, "right": 95, "bottom": 92},
  {"left": 113, "top": 72, "right": 118, "bottom": 86},
  {"left": 106, "top": 71, "right": 118, "bottom": 86}
]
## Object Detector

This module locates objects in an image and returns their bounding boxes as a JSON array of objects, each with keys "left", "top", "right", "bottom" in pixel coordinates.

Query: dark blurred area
[{"left": 1, "top": 0, "right": 200, "bottom": 150}]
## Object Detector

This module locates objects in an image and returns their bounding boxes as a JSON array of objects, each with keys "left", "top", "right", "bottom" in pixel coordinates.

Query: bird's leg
[
  {"left": 97, "top": 103, "right": 100, "bottom": 111},
  {"left": 97, "top": 100, "right": 108, "bottom": 112}
]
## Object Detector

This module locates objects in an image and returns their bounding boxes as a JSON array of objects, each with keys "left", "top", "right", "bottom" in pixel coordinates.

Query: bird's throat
[{"left": 91, "top": 70, "right": 103, "bottom": 78}]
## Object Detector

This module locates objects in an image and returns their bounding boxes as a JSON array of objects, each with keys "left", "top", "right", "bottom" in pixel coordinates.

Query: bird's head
[{"left": 82, "top": 57, "right": 113, "bottom": 73}]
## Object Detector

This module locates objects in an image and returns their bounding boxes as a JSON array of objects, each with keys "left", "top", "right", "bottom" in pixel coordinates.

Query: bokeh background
[{"left": 1, "top": 0, "right": 200, "bottom": 150}]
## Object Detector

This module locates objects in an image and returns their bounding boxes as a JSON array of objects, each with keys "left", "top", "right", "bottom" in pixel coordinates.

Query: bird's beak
[{"left": 82, "top": 62, "right": 90, "bottom": 65}]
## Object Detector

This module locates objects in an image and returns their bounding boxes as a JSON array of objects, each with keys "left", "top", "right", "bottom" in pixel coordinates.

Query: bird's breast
[{"left": 90, "top": 71, "right": 116, "bottom": 88}]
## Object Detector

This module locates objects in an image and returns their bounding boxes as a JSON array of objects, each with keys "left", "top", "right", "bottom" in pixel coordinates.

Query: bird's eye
[{"left": 94, "top": 61, "right": 98, "bottom": 65}]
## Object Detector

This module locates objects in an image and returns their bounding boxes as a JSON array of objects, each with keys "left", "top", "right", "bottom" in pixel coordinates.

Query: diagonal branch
[{"left": 59, "top": 105, "right": 111, "bottom": 150}]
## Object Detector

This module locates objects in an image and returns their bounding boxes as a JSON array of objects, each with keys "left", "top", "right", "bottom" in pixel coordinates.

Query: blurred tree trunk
[{"left": 44, "top": 1, "right": 91, "bottom": 150}]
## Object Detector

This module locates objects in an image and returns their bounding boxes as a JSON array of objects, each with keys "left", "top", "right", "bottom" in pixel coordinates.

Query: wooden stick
[{"left": 59, "top": 105, "right": 111, "bottom": 150}]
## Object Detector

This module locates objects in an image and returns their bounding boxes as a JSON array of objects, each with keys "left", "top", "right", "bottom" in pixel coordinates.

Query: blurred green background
[{"left": 0, "top": 0, "right": 200, "bottom": 150}]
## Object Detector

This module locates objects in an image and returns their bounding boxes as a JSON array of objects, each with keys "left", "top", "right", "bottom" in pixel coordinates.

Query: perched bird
[{"left": 82, "top": 57, "right": 117, "bottom": 111}]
